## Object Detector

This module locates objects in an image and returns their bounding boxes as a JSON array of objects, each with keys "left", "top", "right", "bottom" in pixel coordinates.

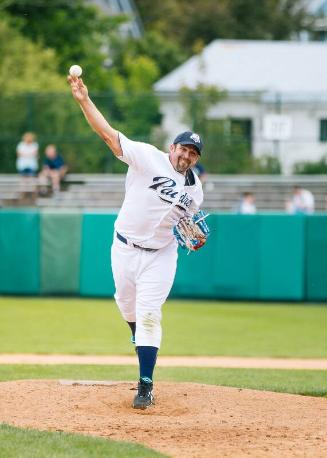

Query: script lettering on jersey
[
  {"left": 149, "top": 176, "right": 178, "bottom": 204},
  {"left": 178, "top": 192, "right": 192, "bottom": 209}
]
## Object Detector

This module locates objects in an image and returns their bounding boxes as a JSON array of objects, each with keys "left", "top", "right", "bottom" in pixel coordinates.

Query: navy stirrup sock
[{"left": 137, "top": 346, "right": 158, "bottom": 381}]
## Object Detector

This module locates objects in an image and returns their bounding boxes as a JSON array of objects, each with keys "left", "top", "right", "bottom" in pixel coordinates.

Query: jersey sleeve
[{"left": 117, "top": 132, "right": 159, "bottom": 173}]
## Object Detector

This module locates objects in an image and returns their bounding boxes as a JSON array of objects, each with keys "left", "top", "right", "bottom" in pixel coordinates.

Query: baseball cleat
[{"left": 132, "top": 377, "right": 155, "bottom": 410}]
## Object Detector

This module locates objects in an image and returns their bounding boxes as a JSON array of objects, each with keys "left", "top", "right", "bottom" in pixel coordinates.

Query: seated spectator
[
  {"left": 286, "top": 186, "right": 314, "bottom": 214},
  {"left": 235, "top": 192, "right": 257, "bottom": 214},
  {"left": 39, "top": 144, "right": 67, "bottom": 194},
  {"left": 16, "top": 132, "right": 38, "bottom": 176}
]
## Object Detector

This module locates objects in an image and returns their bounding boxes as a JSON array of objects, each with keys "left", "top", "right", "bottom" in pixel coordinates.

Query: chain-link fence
[{"left": 0, "top": 92, "right": 279, "bottom": 174}]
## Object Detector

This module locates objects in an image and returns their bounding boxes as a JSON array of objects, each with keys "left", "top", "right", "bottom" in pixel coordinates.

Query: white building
[{"left": 154, "top": 39, "right": 327, "bottom": 174}]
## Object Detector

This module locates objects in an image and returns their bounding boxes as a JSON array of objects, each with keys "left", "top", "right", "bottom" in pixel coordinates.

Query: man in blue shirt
[{"left": 39, "top": 144, "right": 67, "bottom": 194}]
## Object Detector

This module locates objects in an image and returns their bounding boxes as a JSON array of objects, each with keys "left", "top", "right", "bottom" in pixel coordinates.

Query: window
[
  {"left": 230, "top": 119, "right": 252, "bottom": 143},
  {"left": 320, "top": 119, "right": 327, "bottom": 142}
]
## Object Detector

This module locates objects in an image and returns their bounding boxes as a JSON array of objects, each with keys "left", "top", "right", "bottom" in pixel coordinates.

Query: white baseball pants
[{"left": 111, "top": 236, "right": 178, "bottom": 348}]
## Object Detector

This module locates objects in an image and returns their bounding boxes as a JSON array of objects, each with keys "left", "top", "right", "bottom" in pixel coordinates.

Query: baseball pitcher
[{"left": 68, "top": 74, "right": 209, "bottom": 409}]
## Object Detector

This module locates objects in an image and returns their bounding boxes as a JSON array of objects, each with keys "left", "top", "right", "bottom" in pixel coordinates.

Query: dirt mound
[{"left": 0, "top": 380, "right": 326, "bottom": 457}]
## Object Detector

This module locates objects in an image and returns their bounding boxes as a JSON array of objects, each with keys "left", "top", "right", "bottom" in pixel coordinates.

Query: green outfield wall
[
  {"left": 0, "top": 210, "right": 326, "bottom": 301},
  {"left": 40, "top": 211, "right": 82, "bottom": 294},
  {"left": 80, "top": 213, "right": 115, "bottom": 297},
  {"left": 0, "top": 210, "right": 40, "bottom": 294}
]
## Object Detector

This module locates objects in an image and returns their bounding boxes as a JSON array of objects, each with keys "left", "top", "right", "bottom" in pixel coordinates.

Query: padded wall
[
  {"left": 0, "top": 210, "right": 40, "bottom": 294},
  {"left": 1, "top": 210, "right": 326, "bottom": 301},
  {"left": 40, "top": 211, "right": 82, "bottom": 294},
  {"left": 259, "top": 215, "right": 305, "bottom": 300},
  {"left": 79, "top": 213, "right": 116, "bottom": 296},
  {"left": 306, "top": 215, "right": 327, "bottom": 301},
  {"left": 172, "top": 215, "right": 218, "bottom": 298},
  {"left": 173, "top": 214, "right": 306, "bottom": 300}
]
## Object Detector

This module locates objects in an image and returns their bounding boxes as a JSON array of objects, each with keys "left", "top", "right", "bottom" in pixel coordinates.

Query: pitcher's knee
[
  {"left": 136, "top": 310, "right": 162, "bottom": 347},
  {"left": 114, "top": 294, "right": 136, "bottom": 322}
]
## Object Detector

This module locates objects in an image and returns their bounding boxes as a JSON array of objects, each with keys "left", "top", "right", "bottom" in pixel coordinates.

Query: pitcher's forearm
[{"left": 79, "top": 97, "right": 122, "bottom": 156}]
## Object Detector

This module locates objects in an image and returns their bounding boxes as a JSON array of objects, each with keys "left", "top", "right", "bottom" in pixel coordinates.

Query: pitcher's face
[{"left": 169, "top": 144, "right": 199, "bottom": 174}]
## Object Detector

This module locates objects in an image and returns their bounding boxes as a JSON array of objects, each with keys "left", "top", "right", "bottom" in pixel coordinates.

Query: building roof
[
  {"left": 306, "top": 0, "right": 327, "bottom": 14},
  {"left": 154, "top": 40, "right": 327, "bottom": 97}
]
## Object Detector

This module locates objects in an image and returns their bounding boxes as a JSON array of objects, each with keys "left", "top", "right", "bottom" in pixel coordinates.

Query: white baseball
[{"left": 69, "top": 65, "right": 82, "bottom": 77}]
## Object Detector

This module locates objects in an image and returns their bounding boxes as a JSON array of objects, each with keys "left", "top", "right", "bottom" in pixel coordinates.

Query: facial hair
[{"left": 176, "top": 157, "right": 190, "bottom": 173}]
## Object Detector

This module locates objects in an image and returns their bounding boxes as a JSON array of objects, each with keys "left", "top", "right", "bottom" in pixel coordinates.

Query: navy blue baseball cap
[{"left": 173, "top": 131, "right": 203, "bottom": 155}]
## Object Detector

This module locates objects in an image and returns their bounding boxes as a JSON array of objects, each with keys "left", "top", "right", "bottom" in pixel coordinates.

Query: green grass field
[
  {"left": 0, "top": 297, "right": 326, "bottom": 357},
  {"left": 0, "top": 297, "right": 326, "bottom": 457},
  {"left": 0, "top": 424, "right": 167, "bottom": 458}
]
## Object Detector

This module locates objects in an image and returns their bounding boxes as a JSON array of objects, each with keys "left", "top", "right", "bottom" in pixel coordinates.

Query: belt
[{"left": 116, "top": 232, "right": 158, "bottom": 252}]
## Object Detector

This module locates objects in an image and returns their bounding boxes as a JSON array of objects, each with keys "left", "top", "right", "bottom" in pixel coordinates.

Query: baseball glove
[{"left": 173, "top": 210, "right": 210, "bottom": 252}]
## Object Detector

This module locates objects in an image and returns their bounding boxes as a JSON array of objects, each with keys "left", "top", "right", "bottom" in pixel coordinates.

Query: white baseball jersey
[{"left": 115, "top": 133, "right": 203, "bottom": 249}]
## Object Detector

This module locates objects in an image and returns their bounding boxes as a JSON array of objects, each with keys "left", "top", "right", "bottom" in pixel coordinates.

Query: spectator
[
  {"left": 235, "top": 192, "right": 257, "bottom": 214},
  {"left": 192, "top": 162, "right": 207, "bottom": 184},
  {"left": 39, "top": 144, "right": 67, "bottom": 194},
  {"left": 16, "top": 132, "right": 38, "bottom": 176},
  {"left": 286, "top": 186, "right": 314, "bottom": 214}
]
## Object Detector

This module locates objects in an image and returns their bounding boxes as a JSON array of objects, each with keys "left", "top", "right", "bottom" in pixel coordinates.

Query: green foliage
[
  {"left": 0, "top": 92, "right": 114, "bottom": 173},
  {"left": 180, "top": 84, "right": 226, "bottom": 132},
  {"left": 0, "top": 0, "right": 309, "bottom": 174},
  {"left": 103, "top": 55, "right": 162, "bottom": 142},
  {"left": 0, "top": 50, "right": 162, "bottom": 172},
  {"left": 0, "top": 89, "right": 162, "bottom": 173},
  {"left": 180, "top": 88, "right": 247, "bottom": 173},
  {"left": 293, "top": 155, "right": 327, "bottom": 174},
  {"left": 134, "top": 0, "right": 314, "bottom": 52},
  {"left": 0, "top": 17, "right": 65, "bottom": 94},
  {"left": 203, "top": 119, "right": 250, "bottom": 173},
  {"left": 0, "top": 2, "right": 164, "bottom": 173},
  {"left": 0, "top": 0, "right": 125, "bottom": 90},
  {"left": 224, "top": 0, "right": 312, "bottom": 40},
  {"left": 249, "top": 155, "right": 282, "bottom": 174},
  {"left": 203, "top": 140, "right": 281, "bottom": 174},
  {"left": 111, "top": 30, "right": 187, "bottom": 78}
]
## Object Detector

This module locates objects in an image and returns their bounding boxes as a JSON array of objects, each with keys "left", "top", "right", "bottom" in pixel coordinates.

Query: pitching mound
[{"left": 0, "top": 380, "right": 326, "bottom": 457}]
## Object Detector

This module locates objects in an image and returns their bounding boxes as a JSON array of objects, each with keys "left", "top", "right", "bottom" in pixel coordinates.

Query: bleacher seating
[{"left": 0, "top": 174, "right": 327, "bottom": 212}]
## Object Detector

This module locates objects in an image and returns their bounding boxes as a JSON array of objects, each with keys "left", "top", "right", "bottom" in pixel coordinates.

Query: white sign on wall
[{"left": 263, "top": 114, "right": 292, "bottom": 141}]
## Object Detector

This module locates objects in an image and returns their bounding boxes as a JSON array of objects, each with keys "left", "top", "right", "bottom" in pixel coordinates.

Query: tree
[
  {"left": 106, "top": 55, "right": 162, "bottom": 140},
  {"left": 180, "top": 84, "right": 226, "bottom": 133},
  {"left": 0, "top": 17, "right": 65, "bottom": 94},
  {"left": 134, "top": 0, "right": 314, "bottom": 53},
  {"left": 0, "top": 0, "right": 125, "bottom": 90},
  {"left": 225, "top": 0, "right": 313, "bottom": 40},
  {"left": 0, "top": 4, "right": 164, "bottom": 173},
  {"left": 0, "top": 17, "right": 69, "bottom": 172},
  {"left": 110, "top": 30, "right": 187, "bottom": 78}
]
